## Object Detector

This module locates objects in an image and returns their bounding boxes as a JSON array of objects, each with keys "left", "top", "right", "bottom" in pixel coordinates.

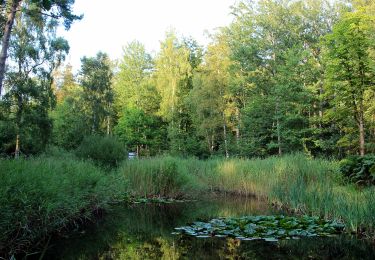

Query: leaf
[
  {"left": 173, "top": 215, "right": 344, "bottom": 240},
  {"left": 264, "top": 237, "right": 278, "bottom": 242}
]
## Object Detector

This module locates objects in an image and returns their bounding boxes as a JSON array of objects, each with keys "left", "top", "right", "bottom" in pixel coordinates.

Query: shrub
[
  {"left": 75, "top": 135, "right": 126, "bottom": 168},
  {"left": 340, "top": 154, "right": 375, "bottom": 186}
]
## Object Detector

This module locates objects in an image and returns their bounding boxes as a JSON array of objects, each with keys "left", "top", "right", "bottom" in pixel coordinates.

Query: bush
[
  {"left": 75, "top": 135, "right": 126, "bottom": 168},
  {"left": 340, "top": 154, "right": 375, "bottom": 186}
]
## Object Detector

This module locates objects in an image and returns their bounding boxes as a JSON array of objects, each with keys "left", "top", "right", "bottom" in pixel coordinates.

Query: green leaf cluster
[
  {"left": 174, "top": 215, "right": 345, "bottom": 241},
  {"left": 340, "top": 154, "right": 375, "bottom": 185}
]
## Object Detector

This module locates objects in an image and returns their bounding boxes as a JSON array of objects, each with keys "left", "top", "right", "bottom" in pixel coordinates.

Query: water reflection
[{"left": 45, "top": 197, "right": 375, "bottom": 259}]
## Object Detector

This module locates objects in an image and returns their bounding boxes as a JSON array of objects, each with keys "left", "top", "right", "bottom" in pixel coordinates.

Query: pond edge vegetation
[{"left": 1, "top": 152, "right": 375, "bottom": 257}]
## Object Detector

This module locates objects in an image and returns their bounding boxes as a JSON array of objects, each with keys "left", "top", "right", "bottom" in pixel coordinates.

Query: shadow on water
[{"left": 44, "top": 197, "right": 375, "bottom": 259}]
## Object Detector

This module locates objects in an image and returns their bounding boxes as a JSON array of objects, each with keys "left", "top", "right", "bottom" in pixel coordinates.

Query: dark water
[{"left": 44, "top": 197, "right": 375, "bottom": 259}]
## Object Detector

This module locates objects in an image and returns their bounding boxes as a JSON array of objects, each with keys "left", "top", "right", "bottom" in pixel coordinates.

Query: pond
[{"left": 44, "top": 197, "right": 375, "bottom": 259}]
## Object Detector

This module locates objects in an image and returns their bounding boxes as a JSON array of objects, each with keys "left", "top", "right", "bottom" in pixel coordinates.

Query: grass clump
[
  {"left": 118, "top": 156, "right": 201, "bottom": 198},
  {"left": 0, "top": 156, "right": 125, "bottom": 257}
]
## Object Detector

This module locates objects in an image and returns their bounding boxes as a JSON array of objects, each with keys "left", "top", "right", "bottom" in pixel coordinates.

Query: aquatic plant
[
  {"left": 118, "top": 156, "right": 202, "bottom": 198},
  {"left": 173, "top": 215, "right": 345, "bottom": 241}
]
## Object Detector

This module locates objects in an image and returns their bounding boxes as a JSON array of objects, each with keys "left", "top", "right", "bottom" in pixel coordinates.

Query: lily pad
[{"left": 173, "top": 215, "right": 344, "bottom": 242}]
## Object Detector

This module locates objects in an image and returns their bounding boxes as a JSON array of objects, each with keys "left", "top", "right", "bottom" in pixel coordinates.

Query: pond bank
[
  {"left": 121, "top": 154, "right": 375, "bottom": 237},
  {"left": 1, "top": 153, "right": 375, "bottom": 257}
]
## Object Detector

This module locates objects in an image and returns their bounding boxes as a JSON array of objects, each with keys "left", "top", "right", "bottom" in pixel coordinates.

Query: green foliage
[
  {"left": 0, "top": 156, "right": 123, "bottom": 256},
  {"left": 0, "top": 4, "right": 71, "bottom": 156},
  {"left": 114, "top": 107, "right": 167, "bottom": 156},
  {"left": 113, "top": 41, "right": 157, "bottom": 114},
  {"left": 340, "top": 154, "right": 375, "bottom": 185},
  {"left": 75, "top": 135, "right": 126, "bottom": 168},
  {"left": 50, "top": 65, "right": 90, "bottom": 150},
  {"left": 189, "top": 34, "right": 232, "bottom": 156},
  {"left": 80, "top": 52, "right": 114, "bottom": 135},
  {"left": 154, "top": 30, "right": 198, "bottom": 155},
  {"left": 25, "top": 0, "right": 82, "bottom": 29},
  {"left": 51, "top": 95, "right": 88, "bottom": 150},
  {"left": 323, "top": 9, "right": 375, "bottom": 155},
  {"left": 155, "top": 30, "right": 192, "bottom": 122},
  {"left": 227, "top": 0, "right": 320, "bottom": 156},
  {"left": 174, "top": 215, "right": 345, "bottom": 241}
]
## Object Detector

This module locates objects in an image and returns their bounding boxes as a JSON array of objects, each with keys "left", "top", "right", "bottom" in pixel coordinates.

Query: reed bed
[{"left": 119, "top": 154, "right": 375, "bottom": 234}]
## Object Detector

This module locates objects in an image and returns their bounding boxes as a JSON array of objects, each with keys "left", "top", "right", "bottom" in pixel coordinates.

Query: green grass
[
  {"left": 118, "top": 156, "right": 203, "bottom": 198},
  {"left": 118, "top": 154, "right": 375, "bottom": 235},
  {"left": 0, "top": 156, "right": 127, "bottom": 256}
]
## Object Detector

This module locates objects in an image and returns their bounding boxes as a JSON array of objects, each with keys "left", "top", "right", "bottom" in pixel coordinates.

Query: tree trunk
[
  {"left": 222, "top": 112, "right": 229, "bottom": 158},
  {"left": 277, "top": 117, "right": 282, "bottom": 156},
  {"left": 15, "top": 86, "right": 23, "bottom": 159},
  {"left": 235, "top": 108, "right": 240, "bottom": 147},
  {"left": 14, "top": 134, "right": 20, "bottom": 159},
  {"left": 0, "top": 0, "right": 21, "bottom": 96},
  {"left": 276, "top": 102, "right": 282, "bottom": 156},
  {"left": 358, "top": 114, "right": 365, "bottom": 156},
  {"left": 106, "top": 115, "right": 110, "bottom": 135},
  {"left": 319, "top": 83, "right": 324, "bottom": 128}
]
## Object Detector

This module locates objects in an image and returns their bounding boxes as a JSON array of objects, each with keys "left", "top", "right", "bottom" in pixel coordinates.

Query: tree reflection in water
[{"left": 45, "top": 198, "right": 375, "bottom": 259}]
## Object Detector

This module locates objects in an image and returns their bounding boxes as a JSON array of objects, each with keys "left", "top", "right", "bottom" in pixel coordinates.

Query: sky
[{"left": 58, "top": 0, "right": 235, "bottom": 71}]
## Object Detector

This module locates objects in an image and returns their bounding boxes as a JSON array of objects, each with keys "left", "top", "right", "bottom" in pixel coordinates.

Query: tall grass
[
  {"left": 118, "top": 156, "right": 203, "bottom": 198},
  {"left": 118, "top": 154, "right": 375, "bottom": 234},
  {"left": 0, "top": 156, "right": 126, "bottom": 256}
]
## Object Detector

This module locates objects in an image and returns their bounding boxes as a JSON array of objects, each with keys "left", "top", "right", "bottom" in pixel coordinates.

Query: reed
[
  {"left": 0, "top": 156, "right": 125, "bottom": 256},
  {"left": 118, "top": 154, "right": 375, "bottom": 234}
]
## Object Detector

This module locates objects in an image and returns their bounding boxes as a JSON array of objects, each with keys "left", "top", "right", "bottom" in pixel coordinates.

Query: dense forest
[{"left": 0, "top": 0, "right": 374, "bottom": 159}]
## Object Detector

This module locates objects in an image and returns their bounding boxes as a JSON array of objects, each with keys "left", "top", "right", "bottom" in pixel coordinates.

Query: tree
[
  {"left": 0, "top": 0, "right": 81, "bottom": 95},
  {"left": 154, "top": 30, "right": 192, "bottom": 154},
  {"left": 113, "top": 41, "right": 158, "bottom": 114},
  {"left": 0, "top": 7, "right": 69, "bottom": 156},
  {"left": 228, "top": 0, "right": 312, "bottom": 156},
  {"left": 190, "top": 32, "right": 233, "bottom": 157},
  {"left": 113, "top": 41, "right": 167, "bottom": 156},
  {"left": 80, "top": 52, "right": 114, "bottom": 135},
  {"left": 114, "top": 107, "right": 167, "bottom": 156},
  {"left": 323, "top": 9, "right": 375, "bottom": 156},
  {"left": 155, "top": 31, "right": 191, "bottom": 121},
  {"left": 51, "top": 65, "right": 87, "bottom": 149}
]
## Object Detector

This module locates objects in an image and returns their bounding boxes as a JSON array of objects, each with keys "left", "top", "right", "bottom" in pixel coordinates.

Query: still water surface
[{"left": 45, "top": 197, "right": 375, "bottom": 259}]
